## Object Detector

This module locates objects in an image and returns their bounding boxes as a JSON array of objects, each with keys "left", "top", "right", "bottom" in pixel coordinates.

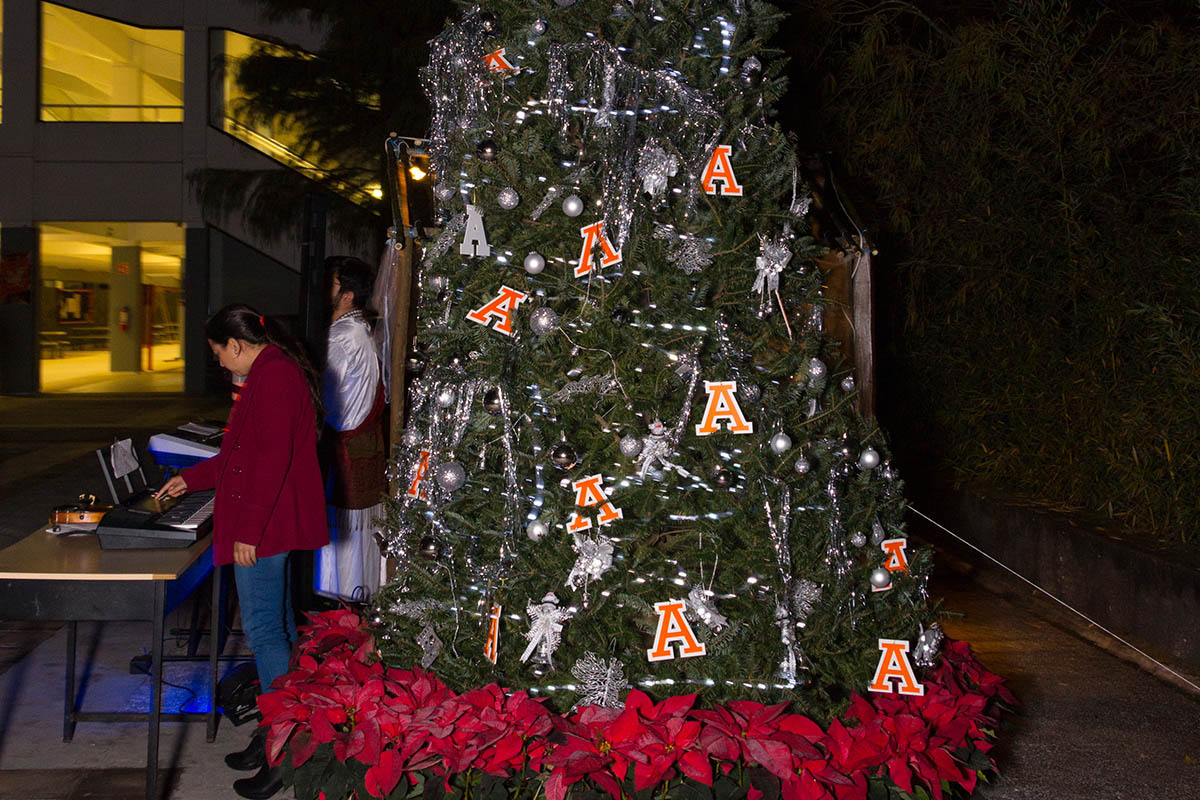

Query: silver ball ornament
[
  {"left": 840, "top": 375, "right": 856, "bottom": 393},
  {"left": 850, "top": 531, "right": 868, "bottom": 548},
  {"left": 405, "top": 353, "right": 427, "bottom": 376},
  {"left": 477, "top": 11, "right": 499, "bottom": 33},
  {"left": 551, "top": 443, "right": 577, "bottom": 469},
  {"left": 402, "top": 428, "right": 421, "bottom": 447},
  {"left": 526, "top": 519, "right": 549, "bottom": 542},
  {"left": 476, "top": 139, "right": 499, "bottom": 163},
  {"left": 434, "top": 183, "right": 456, "bottom": 202},
  {"left": 794, "top": 456, "right": 811, "bottom": 474},
  {"left": 740, "top": 56, "right": 763, "bottom": 88},
  {"left": 714, "top": 468, "right": 734, "bottom": 488},
  {"left": 483, "top": 387, "right": 502, "bottom": 415},
  {"left": 554, "top": 0, "right": 577, "bottom": 6},
  {"left": 562, "top": 194, "right": 585, "bottom": 217},
  {"left": 869, "top": 568, "right": 892, "bottom": 589},
  {"left": 523, "top": 251, "right": 546, "bottom": 275},
  {"left": 497, "top": 187, "right": 520, "bottom": 210},
  {"left": 770, "top": 432, "right": 793, "bottom": 455},
  {"left": 418, "top": 536, "right": 439, "bottom": 559},
  {"left": 532, "top": 19, "right": 547, "bottom": 35},
  {"left": 619, "top": 435, "right": 643, "bottom": 459},
  {"left": 740, "top": 383, "right": 762, "bottom": 403},
  {"left": 436, "top": 387, "right": 456, "bottom": 408},
  {"left": 530, "top": 306, "right": 559, "bottom": 335},
  {"left": 858, "top": 448, "right": 881, "bottom": 470},
  {"left": 435, "top": 461, "right": 466, "bottom": 491},
  {"left": 807, "top": 358, "right": 827, "bottom": 380}
]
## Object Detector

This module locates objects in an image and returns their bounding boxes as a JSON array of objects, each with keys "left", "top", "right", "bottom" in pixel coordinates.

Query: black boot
[
  {"left": 233, "top": 762, "right": 283, "bottom": 799},
  {"left": 224, "top": 730, "right": 266, "bottom": 772}
]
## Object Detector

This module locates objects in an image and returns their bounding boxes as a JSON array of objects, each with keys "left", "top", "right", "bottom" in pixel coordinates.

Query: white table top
[{"left": 0, "top": 527, "right": 212, "bottom": 581}]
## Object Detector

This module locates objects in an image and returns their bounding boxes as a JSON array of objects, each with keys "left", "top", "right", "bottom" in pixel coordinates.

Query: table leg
[
  {"left": 147, "top": 582, "right": 165, "bottom": 800},
  {"left": 63, "top": 621, "right": 77, "bottom": 742},
  {"left": 207, "top": 564, "right": 222, "bottom": 742}
]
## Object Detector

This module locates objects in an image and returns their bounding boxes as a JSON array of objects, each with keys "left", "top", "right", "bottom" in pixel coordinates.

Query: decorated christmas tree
[{"left": 371, "top": 0, "right": 943, "bottom": 719}]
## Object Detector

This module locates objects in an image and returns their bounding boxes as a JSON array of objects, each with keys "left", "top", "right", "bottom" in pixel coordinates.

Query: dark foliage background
[{"left": 781, "top": 0, "right": 1200, "bottom": 545}]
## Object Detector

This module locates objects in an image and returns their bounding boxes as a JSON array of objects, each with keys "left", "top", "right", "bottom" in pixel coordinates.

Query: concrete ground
[{"left": 1, "top": 394, "right": 1198, "bottom": 798}]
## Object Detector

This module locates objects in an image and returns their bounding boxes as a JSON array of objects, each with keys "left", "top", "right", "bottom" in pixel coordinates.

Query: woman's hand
[
  {"left": 233, "top": 541, "right": 258, "bottom": 567},
  {"left": 155, "top": 475, "right": 188, "bottom": 501}
]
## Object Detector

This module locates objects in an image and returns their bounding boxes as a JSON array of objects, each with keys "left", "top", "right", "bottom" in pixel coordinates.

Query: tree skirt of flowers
[{"left": 260, "top": 610, "right": 1014, "bottom": 800}]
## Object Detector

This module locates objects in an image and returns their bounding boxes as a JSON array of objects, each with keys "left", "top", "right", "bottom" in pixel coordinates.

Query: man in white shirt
[{"left": 315, "top": 256, "right": 387, "bottom": 601}]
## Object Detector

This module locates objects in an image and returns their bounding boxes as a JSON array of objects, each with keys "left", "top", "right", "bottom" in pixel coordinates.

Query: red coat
[{"left": 183, "top": 345, "right": 329, "bottom": 566}]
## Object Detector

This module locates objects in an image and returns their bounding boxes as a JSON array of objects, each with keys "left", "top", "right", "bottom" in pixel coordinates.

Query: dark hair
[
  {"left": 326, "top": 255, "right": 375, "bottom": 311},
  {"left": 205, "top": 303, "right": 323, "bottom": 433}
]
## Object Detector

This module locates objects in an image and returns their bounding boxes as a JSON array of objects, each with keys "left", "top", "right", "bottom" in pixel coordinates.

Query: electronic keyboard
[{"left": 95, "top": 490, "right": 215, "bottom": 550}]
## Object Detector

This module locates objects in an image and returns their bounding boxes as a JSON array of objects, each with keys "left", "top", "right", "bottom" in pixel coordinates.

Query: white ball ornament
[
  {"left": 436, "top": 387, "right": 456, "bottom": 408},
  {"left": 858, "top": 447, "right": 881, "bottom": 470},
  {"left": 524, "top": 252, "right": 546, "bottom": 275},
  {"left": 497, "top": 187, "right": 520, "bottom": 210},
  {"left": 526, "top": 519, "right": 550, "bottom": 542},
  {"left": 770, "top": 432, "right": 792, "bottom": 455},
  {"left": 530, "top": 306, "right": 559, "bottom": 335},
  {"left": 562, "top": 194, "right": 585, "bottom": 217},
  {"left": 435, "top": 461, "right": 466, "bottom": 491},
  {"left": 869, "top": 568, "right": 892, "bottom": 589}
]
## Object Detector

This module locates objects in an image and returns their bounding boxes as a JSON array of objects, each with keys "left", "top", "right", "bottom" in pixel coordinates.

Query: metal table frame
[{"left": 0, "top": 532, "right": 225, "bottom": 800}]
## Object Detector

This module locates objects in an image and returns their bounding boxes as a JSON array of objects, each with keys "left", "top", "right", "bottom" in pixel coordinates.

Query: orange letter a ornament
[
  {"left": 575, "top": 222, "right": 622, "bottom": 278},
  {"left": 700, "top": 145, "right": 743, "bottom": 197},
  {"left": 868, "top": 639, "right": 924, "bottom": 696},
  {"left": 646, "top": 600, "right": 706, "bottom": 661},
  {"left": 695, "top": 381, "right": 754, "bottom": 436},
  {"left": 467, "top": 286, "right": 528, "bottom": 336}
]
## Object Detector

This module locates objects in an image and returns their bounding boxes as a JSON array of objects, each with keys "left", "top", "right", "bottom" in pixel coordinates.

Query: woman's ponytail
[{"left": 205, "top": 304, "right": 324, "bottom": 434}]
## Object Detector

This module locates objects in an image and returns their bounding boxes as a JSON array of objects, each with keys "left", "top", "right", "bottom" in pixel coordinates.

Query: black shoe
[
  {"left": 224, "top": 731, "right": 266, "bottom": 772},
  {"left": 233, "top": 762, "right": 283, "bottom": 799}
]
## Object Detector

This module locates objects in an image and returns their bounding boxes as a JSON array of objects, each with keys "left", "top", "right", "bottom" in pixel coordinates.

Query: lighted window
[
  {"left": 211, "top": 30, "right": 381, "bottom": 206},
  {"left": 38, "top": 222, "right": 185, "bottom": 393},
  {"left": 41, "top": 2, "right": 183, "bottom": 123}
]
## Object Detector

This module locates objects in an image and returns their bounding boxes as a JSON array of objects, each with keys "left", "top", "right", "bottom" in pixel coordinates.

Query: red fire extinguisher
[{"left": 118, "top": 306, "right": 130, "bottom": 332}]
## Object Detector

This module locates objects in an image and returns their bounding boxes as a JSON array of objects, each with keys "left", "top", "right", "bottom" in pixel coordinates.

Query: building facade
[{"left": 0, "top": 0, "right": 365, "bottom": 395}]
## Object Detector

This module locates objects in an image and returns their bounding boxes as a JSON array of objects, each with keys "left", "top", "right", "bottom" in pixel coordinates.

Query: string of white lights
[{"left": 909, "top": 505, "right": 1200, "bottom": 694}]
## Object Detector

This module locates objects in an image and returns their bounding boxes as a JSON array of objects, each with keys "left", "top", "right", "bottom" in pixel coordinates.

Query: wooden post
[{"left": 385, "top": 137, "right": 418, "bottom": 580}]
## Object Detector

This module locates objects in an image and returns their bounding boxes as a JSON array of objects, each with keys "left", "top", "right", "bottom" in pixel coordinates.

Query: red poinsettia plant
[{"left": 258, "top": 611, "right": 1013, "bottom": 800}]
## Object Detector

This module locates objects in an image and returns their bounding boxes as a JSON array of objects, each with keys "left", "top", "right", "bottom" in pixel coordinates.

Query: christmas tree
[{"left": 372, "top": 0, "right": 940, "bottom": 721}]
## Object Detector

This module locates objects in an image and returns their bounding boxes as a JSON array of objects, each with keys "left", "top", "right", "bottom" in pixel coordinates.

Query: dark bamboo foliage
[{"left": 786, "top": 0, "right": 1200, "bottom": 544}]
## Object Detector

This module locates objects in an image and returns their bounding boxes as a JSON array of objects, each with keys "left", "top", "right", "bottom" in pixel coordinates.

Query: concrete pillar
[
  {"left": 0, "top": 228, "right": 39, "bottom": 394},
  {"left": 109, "top": 246, "right": 143, "bottom": 372},
  {"left": 183, "top": 226, "right": 210, "bottom": 394}
]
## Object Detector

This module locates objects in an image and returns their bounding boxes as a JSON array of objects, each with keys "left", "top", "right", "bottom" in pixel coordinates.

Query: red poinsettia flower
[{"left": 692, "top": 700, "right": 795, "bottom": 780}]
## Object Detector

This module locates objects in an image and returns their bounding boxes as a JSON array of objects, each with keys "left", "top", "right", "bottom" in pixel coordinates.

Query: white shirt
[{"left": 322, "top": 312, "right": 380, "bottom": 431}]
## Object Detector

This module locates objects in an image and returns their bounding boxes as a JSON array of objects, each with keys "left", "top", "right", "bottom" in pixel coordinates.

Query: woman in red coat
[{"left": 157, "top": 304, "right": 327, "bottom": 799}]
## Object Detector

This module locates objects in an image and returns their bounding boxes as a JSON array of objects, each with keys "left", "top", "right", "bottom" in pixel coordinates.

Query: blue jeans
[{"left": 234, "top": 552, "right": 297, "bottom": 694}]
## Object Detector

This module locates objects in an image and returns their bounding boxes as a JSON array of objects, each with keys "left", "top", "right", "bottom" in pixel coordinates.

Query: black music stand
[{"left": 96, "top": 439, "right": 154, "bottom": 505}]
